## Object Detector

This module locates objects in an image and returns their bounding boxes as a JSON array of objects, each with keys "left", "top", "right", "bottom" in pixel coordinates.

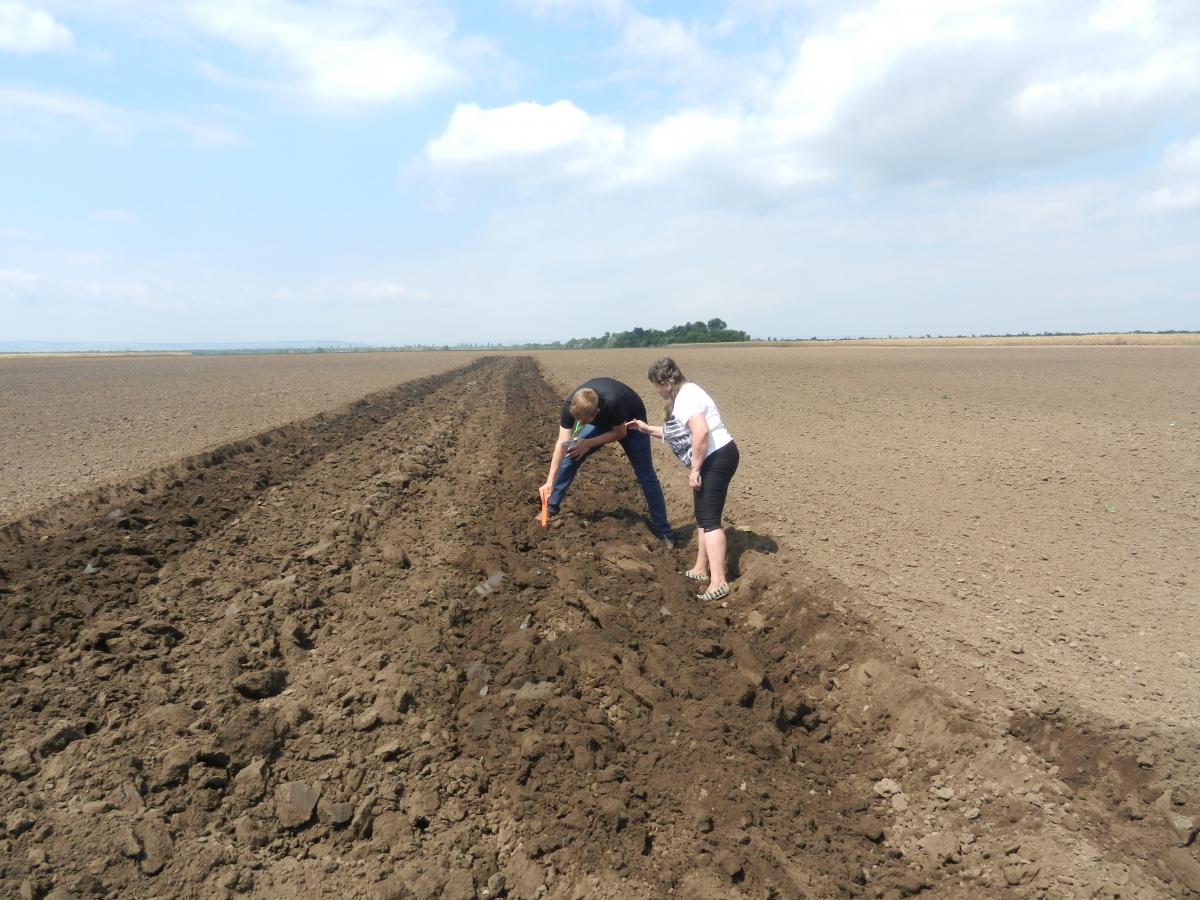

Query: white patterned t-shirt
[{"left": 663, "top": 382, "right": 732, "bottom": 467}]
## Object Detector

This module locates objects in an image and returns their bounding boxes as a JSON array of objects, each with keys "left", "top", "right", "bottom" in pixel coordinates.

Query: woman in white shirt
[{"left": 627, "top": 357, "right": 740, "bottom": 601}]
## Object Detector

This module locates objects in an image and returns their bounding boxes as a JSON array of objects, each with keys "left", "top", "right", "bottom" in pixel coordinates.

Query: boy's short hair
[{"left": 569, "top": 388, "right": 599, "bottom": 422}]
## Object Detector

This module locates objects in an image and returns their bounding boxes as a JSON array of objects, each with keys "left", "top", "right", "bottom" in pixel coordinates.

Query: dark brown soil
[{"left": 1, "top": 358, "right": 1195, "bottom": 899}]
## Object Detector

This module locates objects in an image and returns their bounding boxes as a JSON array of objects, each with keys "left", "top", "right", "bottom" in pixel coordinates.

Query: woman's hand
[
  {"left": 688, "top": 470, "right": 702, "bottom": 491},
  {"left": 626, "top": 418, "right": 648, "bottom": 432}
]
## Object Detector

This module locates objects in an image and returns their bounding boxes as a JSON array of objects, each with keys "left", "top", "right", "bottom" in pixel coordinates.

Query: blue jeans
[{"left": 547, "top": 424, "right": 671, "bottom": 539}]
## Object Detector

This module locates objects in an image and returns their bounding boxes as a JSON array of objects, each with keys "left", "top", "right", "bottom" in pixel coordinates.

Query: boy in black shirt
[{"left": 540, "top": 377, "right": 673, "bottom": 546}]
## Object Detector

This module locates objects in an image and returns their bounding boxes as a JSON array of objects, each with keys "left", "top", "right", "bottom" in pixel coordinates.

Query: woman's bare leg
[
  {"left": 703, "top": 528, "right": 727, "bottom": 588},
  {"left": 691, "top": 530, "right": 710, "bottom": 577}
]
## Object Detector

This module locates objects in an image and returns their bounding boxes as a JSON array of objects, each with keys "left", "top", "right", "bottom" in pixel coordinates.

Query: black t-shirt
[{"left": 559, "top": 377, "right": 647, "bottom": 433}]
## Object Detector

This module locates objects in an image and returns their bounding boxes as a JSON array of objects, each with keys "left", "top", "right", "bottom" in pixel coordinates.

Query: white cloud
[
  {"left": 433, "top": 0, "right": 1200, "bottom": 194},
  {"left": 0, "top": 267, "right": 39, "bottom": 294},
  {"left": 618, "top": 12, "right": 702, "bottom": 62},
  {"left": 185, "top": 0, "right": 463, "bottom": 106},
  {"left": 0, "top": 83, "right": 245, "bottom": 145},
  {"left": 1144, "top": 134, "right": 1200, "bottom": 211},
  {"left": 1160, "top": 135, "right": 1200, "bottom": 174},
  {"left": 428, "top": 101, "right": 624, "bottom": 173},
  {"left": 0, "top": 267, "right": 182, "bottom": 309},
  {"left": 510, "top": 0, "right": 625, "bottom": 19},
  {"left": 0, "top": 2, "right": 73, "bottom": 53},
  {"left": 0, "top": 84, "right": 130, "bottom": 133},
  {"left": 426, "top": 98, "right": 831, "bottom": 198},
  {"left": 345, "top": 281, "right": 430, "bottom": 302}
]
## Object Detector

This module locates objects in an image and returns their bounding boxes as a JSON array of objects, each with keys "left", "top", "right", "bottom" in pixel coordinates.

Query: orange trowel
[{"left": 538, "top": 485, "right": 550, "bottom": 528}]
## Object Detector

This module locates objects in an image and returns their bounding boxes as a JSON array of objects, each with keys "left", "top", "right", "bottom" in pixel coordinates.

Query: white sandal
[{"left": 697, "top": 583, "right": 730, "bottom": 601}]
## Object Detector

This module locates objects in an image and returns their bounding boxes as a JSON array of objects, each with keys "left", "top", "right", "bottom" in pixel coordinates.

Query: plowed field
[{"left": 1, "top": 356, "right": 1197, "bottom": 898}]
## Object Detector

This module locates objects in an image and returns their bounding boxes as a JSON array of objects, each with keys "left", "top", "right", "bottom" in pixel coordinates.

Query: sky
[{"left": 1, "top": 0, "right": 1198, "bottom": 344}]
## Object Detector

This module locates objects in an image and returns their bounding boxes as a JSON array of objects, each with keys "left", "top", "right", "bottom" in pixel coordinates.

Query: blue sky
[{"left": 1, "top": 0, "right": 1198, "bottom": 344}]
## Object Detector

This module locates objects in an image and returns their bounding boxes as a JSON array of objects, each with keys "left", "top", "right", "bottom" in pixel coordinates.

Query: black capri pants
[{"left": 694, "top": 440, "right": 739, "bottom": 532}]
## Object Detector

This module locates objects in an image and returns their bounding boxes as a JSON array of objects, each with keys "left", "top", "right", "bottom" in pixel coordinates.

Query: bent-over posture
[
  {"left": 627, "top": 358, "right": 739, "bottom": 600},
  {"left": 541, "top": 377, "right": 673, "bottom": 547}
]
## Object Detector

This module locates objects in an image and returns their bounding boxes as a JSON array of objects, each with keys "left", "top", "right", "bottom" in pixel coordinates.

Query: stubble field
[{"left": 1, "top": 345, "right": 1198, "bottom": 898}]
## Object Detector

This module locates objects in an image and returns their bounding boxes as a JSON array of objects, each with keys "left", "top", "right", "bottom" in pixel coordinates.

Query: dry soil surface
[
  {"left": 535, "top": 347, "right": 1200, "bottom": 735},
  {"left": 0, "top": 352, "right": 481, "bottom": 523},
  {"left": 1, "top": 351, "right": 1198, "bottom": 899}
]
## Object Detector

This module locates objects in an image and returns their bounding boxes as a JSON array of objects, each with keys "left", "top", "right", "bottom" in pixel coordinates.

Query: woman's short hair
[
  {"left": 569, "top": 387, "right": 600, "bottom": 421},
  {"left": 648, "top": 357, "right": 686, "bottom": 387}
]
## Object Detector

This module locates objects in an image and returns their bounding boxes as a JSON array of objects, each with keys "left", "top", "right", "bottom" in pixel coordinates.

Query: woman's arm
[
  {"left": 687, "top": 413, "right": 708, "bottom": 489},
  {"left": 625, "top": 419, "right": 662, "bottom": 438}
]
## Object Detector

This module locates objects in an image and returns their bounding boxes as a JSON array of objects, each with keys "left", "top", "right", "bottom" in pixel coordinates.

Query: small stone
[
  {"left": 233, "top": 758, "right": 269, "bottom": 802},
  {"left": 135, "top": 814, "right": 173, "bottom": 876},
  {"left": 318, "top": 799, "right": 355, "bottom": 827},
  {"left": 873, "top": 778, "right": 902, "bottom": 798},
  {"left": 374, "top": 740, "right": 403, "bottom": 761},
  {"left": 381, "top": 544, "right": 409, "bottom": 567},
  {"left": 1156, "top": 792, "right": 1199, "bottom": 847},
  {"left": 964, "top": 807, "right": 981, "bottom": 820},
  {"left": 37, "top": 721, "right": 83, "bottom": 756},
  {"left": 6, "top": 810, "right": 35, "bottom": 837},
  {"left": 918, "top": 832, "right": 960, "bottom": 865},
  {"left": 408, "top": 787, "right": 440, "bottom": 819},
  {"left": 1164, "top": 847, "right": 1200, "bottom": 893},
  {"left": 353, "top": 709, "right": 380, "bottom": 732},
  {"left": 118, "top": 825, "right": 142, "bottom": 858},
  {"left": 891, "top": 794, "right": 909, "bottom": 812},
  {"left": 1137, "top": 751, "right": 1156, "bottom": 769},
  {"left": 933, "top": 786, "right": 955, "bottom": 801},
  {"left": 275, "top": 782, "right": 321, "bottom": 829},
  {"left": 2, "top": 746, "right": 35, "bottom": 778},
  {"left": 233, "top": 668, "right": 287, "bottom": 699},
  {"left": 1003, "top": 862, "right": 1039, "bottom": 887},
  {"left": 375, "top": 696, "right": 401, "bottom": 725},
  {"left": 157, "top": 742, "right": 197, "bottom": 786}
]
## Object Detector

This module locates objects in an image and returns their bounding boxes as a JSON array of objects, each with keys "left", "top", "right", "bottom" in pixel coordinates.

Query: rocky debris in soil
[
  {"left": 232, "top": 665, "right": 288, "bottom": 699},
  {"left": 275, "top": 781, "right": 321, "bottom": 829}
]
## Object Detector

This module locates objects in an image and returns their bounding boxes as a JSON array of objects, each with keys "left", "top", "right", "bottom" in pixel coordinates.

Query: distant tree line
[{"left": 562, "top": 318, "right": 750, "bottom": 348}]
